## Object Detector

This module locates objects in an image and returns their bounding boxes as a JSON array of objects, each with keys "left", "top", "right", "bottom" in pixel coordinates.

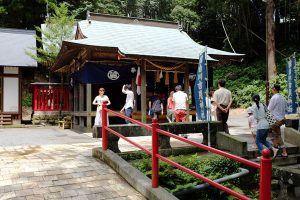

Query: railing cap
[{"left": 262, "top": 149, "right": 271, "bottom": 158}]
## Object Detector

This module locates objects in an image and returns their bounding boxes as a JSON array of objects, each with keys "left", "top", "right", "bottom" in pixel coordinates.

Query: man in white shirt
[
  {"left": 121, "top": 84, "right": 134, "bottom": 124},
  {"left": 268, "top": 84, "right": 288, "bottom": 157},
  {"left": 172, "top": 85, "right": 188, "bottom": 122},
  {"left": 213, "top": 80, "right": 232, "bottom": 134}
]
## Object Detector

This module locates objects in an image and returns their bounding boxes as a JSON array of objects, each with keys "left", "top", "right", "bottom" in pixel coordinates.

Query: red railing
[
  {"left": 101, "top": 104, "right": 271, "bottom": 200},
  {"left": 32, "top": 84, "right": 70, "bottom": 111}
]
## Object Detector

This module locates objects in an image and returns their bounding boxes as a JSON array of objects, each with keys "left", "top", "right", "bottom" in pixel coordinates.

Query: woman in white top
[
  {"left": 92, "top": 88, "right": 111, "bottom": 126},
  {"left": 251, "top": 94, "right": 277, "bottom": 159},
  {"left": 120, "top": 84, "right": 134, "bottom": 124}
]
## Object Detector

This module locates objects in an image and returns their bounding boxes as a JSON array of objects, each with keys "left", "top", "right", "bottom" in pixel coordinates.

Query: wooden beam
[
  {"left": 141, "top": 59, "right": 147, "bottom": 123},
  {"left": 184, "top": 63, "right": 190, "bottom": 121},
  {"left": 79, "top": 84, "right": 85, "bottom": 127},
  {"left": 86, "top": 84, "right": 92, "bottom": 128}
]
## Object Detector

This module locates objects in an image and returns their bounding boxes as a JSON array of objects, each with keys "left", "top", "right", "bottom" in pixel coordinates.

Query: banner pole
[{"left": 205, "top": 46, "right": 211, "bottom": 147}]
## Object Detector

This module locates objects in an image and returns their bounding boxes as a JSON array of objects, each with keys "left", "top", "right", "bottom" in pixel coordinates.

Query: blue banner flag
[
  {"left": 72, "top": 62, "right": 132, "bottom": 84},
  {"left": 194, "top": 51, "right": 207, "bottom": 120},
  {"left": 286, "top": 55, "right": 297, "bottom": 114}
]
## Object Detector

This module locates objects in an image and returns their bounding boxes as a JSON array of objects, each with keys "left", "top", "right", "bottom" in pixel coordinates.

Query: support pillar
[
  {"left": 73, "top": 84, "right": 79, "bottom": 125},
  {"left": 141, "top": 60, "right": 147, "bottom": 123},
  {"left": 79, "top": 84, "right": 84, "bottom": 127},
  {"left": 86, "top": 84, "right": 92, "bottom": 129},
  {"left": 184, "top": 64, "right": 190, "bottom": 121},
  {"left": 132, "top": 75, "right": 137, "bottom": 111}
]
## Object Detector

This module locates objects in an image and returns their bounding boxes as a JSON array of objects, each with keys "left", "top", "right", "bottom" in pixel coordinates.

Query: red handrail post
[
  {"left": 102, "top": 103, "right": 108, "bottom": 151},
  {"left": 152, "top": 118, "right": 159, "bottom": 188},
  {"left": 259, "top": 149, "right": 272, "bottom": 200}
]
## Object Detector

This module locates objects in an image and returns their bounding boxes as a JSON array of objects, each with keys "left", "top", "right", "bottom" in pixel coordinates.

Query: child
[
  {"left": 247, "top": 107, "right": 257, "bottom": 149},
  {"left": 166, "top": 91, "right": 175, "bottom": 123}
]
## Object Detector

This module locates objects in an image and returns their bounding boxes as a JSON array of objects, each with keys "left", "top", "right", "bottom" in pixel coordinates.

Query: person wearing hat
[
  {"left": 268, "top": 84, "right": 288, "bottom": 158},
  {"left": 247, "top": 107, "right": 257, "bottom": 149}
]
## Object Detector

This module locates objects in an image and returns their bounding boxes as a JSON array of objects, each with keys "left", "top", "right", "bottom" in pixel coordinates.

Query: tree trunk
[{"left": 266, "top": 0, "right": 277, "bottom": 80}]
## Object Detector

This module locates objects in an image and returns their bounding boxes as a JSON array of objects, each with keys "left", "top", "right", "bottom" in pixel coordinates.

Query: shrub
[
  {"left": 22, "top": 94, "right": 32, "bottom": 107},
  {"left": 213, "top": 55, "right": 299, "bottom": 108},
  {"left": 130, "top": 154, "right": 259, "bottom": 198}
]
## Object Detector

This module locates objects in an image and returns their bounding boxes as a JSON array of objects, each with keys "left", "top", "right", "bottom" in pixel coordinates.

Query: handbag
[{"left": 263, "top": 104, "right": 277, "bottom": 126}]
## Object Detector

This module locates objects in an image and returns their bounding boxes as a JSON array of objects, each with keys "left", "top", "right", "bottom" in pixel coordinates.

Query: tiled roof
[
  {"left": 0, "top": 28, "right": 37, "bottom": 67},
  {"left": 67, "top": 20, "right": 242, "bottom": 61}
]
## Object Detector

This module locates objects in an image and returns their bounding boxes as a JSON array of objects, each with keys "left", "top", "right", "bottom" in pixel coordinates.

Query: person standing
[
  {"left": 92, "top": 88, "right": 111, "bottom": 126},
  {"left": 206, "top": 90, "right": 217, "bottom": 121},
  {"left": 268, "top": 84, "right": 288, "bottom": 157},
  {"left": 166, "top": 91, "right": 175, "bottom": 123},
  {"left": 247, "top": 107, "right": 258, "bottom": 149},
  {"left": 251, "top": 94, "right": 278, "bottom": 159},
  {"left": 120, "top": 84, "right": 134, "bottom": 124},
  {"left": 148, "top": 91, "right": 163, "bottom": 120},
  {"left": 173, "top": 85, "right": 188, "bottom": 122},
  {"left": 213, "top": 80, "right": 232, "bottom": 134}
]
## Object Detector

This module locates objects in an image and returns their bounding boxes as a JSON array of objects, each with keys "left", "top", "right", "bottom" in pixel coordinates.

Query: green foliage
[
  {"left": 235, "top": 80, "right": 266, "bottom": 108},
  {"left": 72, "top": 0, "right": 124, "bottom": 18},
  {"left": 131, "top": 153, "right": 258, "bottom": 198},
  {"left": 0, "top": 0, "right": 47, "bottom": 29},
  {"left": 22, "top": 94, "right": 33, "bottom": 107},
  {"left": 213, "top": 52, "right": 300, "bottom": 108},
  {"left": 213, "top": 60, "right": 266, "bottom": 108},
  {"left": 170, "top": 5, "right": 200, "bottom": 31},
  {"left": 27, "top": 2, "right": 75, "bottom": 66},
  {"left": 269, "top": 74, "right": 288, "bottom": 97}
]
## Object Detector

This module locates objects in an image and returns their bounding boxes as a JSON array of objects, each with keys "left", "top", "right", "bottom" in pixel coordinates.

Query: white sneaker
[{"left": 272, "top": 147, "right": 279, "bottom": 159}]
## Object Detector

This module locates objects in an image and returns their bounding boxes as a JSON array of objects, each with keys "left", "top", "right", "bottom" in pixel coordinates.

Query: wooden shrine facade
[{"left": 52, "top": 13, "right": 243, "bottom": 129}]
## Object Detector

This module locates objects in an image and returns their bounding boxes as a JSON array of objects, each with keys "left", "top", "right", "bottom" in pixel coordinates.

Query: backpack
[{"left": 152, "top": 99, "right": 162, "bottom": 113}]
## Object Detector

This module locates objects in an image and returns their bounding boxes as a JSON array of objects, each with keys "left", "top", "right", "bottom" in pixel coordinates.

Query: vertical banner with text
[
  {"left": 194, "top": 50, "right": 207, "bottom": 120},
  {"left": 286, "top": 55, "right": 297, "bottom": 114}
]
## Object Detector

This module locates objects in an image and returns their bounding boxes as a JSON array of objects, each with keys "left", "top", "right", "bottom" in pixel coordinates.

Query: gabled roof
[
  {"left": 53, "top": 15, "right": 244, "bottom": 71},
  {"left": 68, "top": 20, "right": 243, "bottom": 62},
  {"left": 0, "top": 28, "right": 37, "bottom": 67}
]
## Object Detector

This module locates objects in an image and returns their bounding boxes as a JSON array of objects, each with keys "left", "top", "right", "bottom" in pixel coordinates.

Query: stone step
[
  {"left": 251, "top": 153, "right": 300, "bottom": 166},
  {"left": 246, "top": 142, "right": 299, "bottom": 158},
  {"left": 273, "top": 154, "right": 300, "bottom": 166}
]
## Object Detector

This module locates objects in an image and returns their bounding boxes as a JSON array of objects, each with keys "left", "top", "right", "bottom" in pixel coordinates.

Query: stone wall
[{"left": 93, "top": 121, "right": 223, "bottom": 153}]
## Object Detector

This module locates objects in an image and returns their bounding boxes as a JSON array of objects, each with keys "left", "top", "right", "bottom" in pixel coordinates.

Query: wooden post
[
  {"left": 86, "top": 84, "right": 92, "bottom": 129},
  {"left": 141, "top": 60, "right": 147, "bottom": 123},
  {"left": 79, "top": 84, "right": 84, "bottom": 127},
  {"left": 73, "top": 84, "right": 79, "bottom": 125},
  {"left": 132, "top": 75, "right": 137, "bottom": 112},
  {"left": 184, "top": 63, "right": 190, "bottom": 121}
]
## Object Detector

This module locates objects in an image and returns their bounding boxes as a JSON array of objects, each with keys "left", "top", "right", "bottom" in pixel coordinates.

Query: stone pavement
[
  {"left": 0, "top": 109, "right": 259, "bottom": 200},
  {"left": 0, "top": 127, "right": 146, "bottom": 200}
]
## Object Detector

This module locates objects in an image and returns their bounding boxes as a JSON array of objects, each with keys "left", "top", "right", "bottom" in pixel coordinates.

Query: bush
[
  {"left": 213, "top": 54, "right": 299, "bottom": 108},
  {"left": 22, "top": 93, "right": 32, "bottom": 107},
  {"left": 130, "top": 154, "right": 258, "bottom": 198}
]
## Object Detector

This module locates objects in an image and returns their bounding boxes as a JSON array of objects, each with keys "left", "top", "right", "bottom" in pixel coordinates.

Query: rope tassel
[
  {"left": 174, "top": 72, "right": 178, "bottom": 84},
  {"left": 165, "top": 72, "right": 169, "bottom": 85},
  {"left": 156, "top": 71, "right": 160, "bottom": 82}
]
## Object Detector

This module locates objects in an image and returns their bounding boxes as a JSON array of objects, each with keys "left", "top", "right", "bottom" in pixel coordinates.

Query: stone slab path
[
  {"left": 0, "top": 109, "right": 285, "bottom": 200},
  {"left": 0, "top": 127, "right": 146, "bottom": 200}
]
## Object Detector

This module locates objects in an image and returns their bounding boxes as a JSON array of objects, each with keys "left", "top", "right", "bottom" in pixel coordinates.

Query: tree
[
  {"left": 72, "top": 0, "right": 125, "bottom": 19},
  {"left": 0, "top": 0, "right": 47, "bottom": 29},
  {"left": 265, "top": 0, "right": 276, "bottom": 80},
  {"left": 170, "top": 5, "right": 199, "bottom": 33},
  {"left": 28, "top": 2, "right": 75, "bottom": 67}
]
